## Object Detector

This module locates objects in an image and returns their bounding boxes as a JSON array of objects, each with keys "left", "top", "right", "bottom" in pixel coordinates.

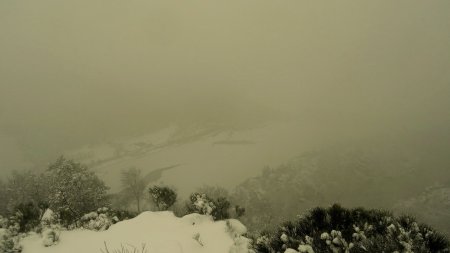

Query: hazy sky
[{"left": 1, "top": 0, "right": 450, "bottom": 171}]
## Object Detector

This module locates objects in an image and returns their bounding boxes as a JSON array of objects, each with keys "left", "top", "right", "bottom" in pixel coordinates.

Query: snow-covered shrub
[
  {"left": 149, "top": 186, "right": 177, "bottom": 211},
  {"left": 186, "top": 193, "right": 216, "bottom": 216},
  {"left": 255, "top": 234, "right": 271, "bottom": 251},
  {"left": 319, "top": 230, "right": 354, "bottom": 253},
  {"left": 0, "top": 216, "right": 8, "bottom": 229},
  {"left": 78, "top": 207, "right": 119, "bottom": 231},
  {"left": 195, "top": 186, "right": 244, "bottom": 220},
  {"left": 185, "top": 191, "right": 236, "bottom": 221},
  {"left": 39, "top": 209, "right": 61, "bottom": 247},
  {"left": 41, "top": 226, "right": 60, "bottom": 247},
  {"left": 212, "top": 197, "right": 231, "bottom": 220},
  {"left": 230, "top": 236, "right": 255, "bottom": 253},
  {"left": 0, "top": 216, "right": 22, "bottom": 253},
  {"left": 225, "top": 219, "right": 254, "bottom": 253},
  {"left": 252, "top": 204, "right": 450, "bottom": 253},
  {"left": 13, "top": 202, "right": 43, "bottom": 233},
  {"left": 0, "top": 228, "right": 22, "bottom": 253},
  {"left": 40, "top": 209, "right": 58, "bottom": 228}
]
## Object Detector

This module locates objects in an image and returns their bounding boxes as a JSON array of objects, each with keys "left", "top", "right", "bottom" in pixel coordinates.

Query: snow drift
[{"left": 21, "top": 211, "right": 252, "bottom": 253}]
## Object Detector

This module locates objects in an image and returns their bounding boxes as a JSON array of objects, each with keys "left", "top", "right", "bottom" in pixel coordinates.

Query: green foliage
[{"left": 148, "top": 186, "right": 177, "bottom": 211}]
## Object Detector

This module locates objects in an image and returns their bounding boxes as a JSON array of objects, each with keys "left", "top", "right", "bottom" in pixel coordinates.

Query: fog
[{"left": 1, "top": 0, "right": 450, "bottom": 176}]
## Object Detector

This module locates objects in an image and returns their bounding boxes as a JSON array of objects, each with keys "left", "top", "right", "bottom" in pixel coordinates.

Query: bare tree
[{"left": 121, "top": 167, "right": 146, "bottom": 213}]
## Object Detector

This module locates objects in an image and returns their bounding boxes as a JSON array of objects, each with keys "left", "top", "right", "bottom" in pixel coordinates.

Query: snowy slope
[
  {"left": 232, "top": 145, "right": 450, "bottom": 234},
  {"left": 21, "top": 212, "right": 251, "bottom": 253},
  {"left": 394, "top": 184, "right": 450, "bottom": 236}
]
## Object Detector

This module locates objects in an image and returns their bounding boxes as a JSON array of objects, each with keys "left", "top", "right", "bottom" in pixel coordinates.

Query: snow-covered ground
[{"left": 21, "top": 211, "right": 251, "bottom": 253}]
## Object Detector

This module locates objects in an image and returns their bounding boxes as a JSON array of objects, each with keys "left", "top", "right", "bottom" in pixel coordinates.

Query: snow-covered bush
[
  {"left": 194, "top": 185, "right": 245, "bottom": 220},
  {"left": 149, "top": 186, "right": 177, "bottom": 211},
  {"left": 212, "top": 197, "right": 231, "bottom": 220},
  {"left": 39, "top": 209, "right": 61, "bottom": 247},
  {"left": 226, "top": 219, "right": 255, "bottom": 253},
  {"left": 13, "top": 202, "right": 43, "bottom": 233},
  {"left": 41, "top": 227, "right": 60, "bottom": 247},
  {"left": 0, "top": 216, "right": 7, "bottom": 228},
  {"left": 0, "top": 228, "right": 22, "bottom": 253},
  {"left": 186, "top": 193, "right": 216, "bottom": 216},
  {"left": 40, "top": 209, "right": 58, "bottom": 227},
  {"left": 252, "top": 204, "right": 450, "bottom": 253},
  {"left": 186, "top": 191, "right": 235, "bottom": 221},
  {"left": 0, "top": 215, "right": 22, "bottom": 253},
  {"left": 78, "top": 207, "right": 119, "bottom": 231}
]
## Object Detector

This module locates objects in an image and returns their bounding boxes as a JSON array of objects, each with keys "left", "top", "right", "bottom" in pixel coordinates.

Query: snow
[
  {"left": 226, "top": 219, "right": 247, "bottom": 236},
  {"left": 41, "top": 209, "right": 56, "bottom": 224},
  {"left": 21, "top": 211, "right": 252, "bottom": 253}
]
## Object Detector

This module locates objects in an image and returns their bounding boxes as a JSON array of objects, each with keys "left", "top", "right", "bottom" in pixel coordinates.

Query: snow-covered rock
[{"left": 21, "top": 211, "right": 252, "bottom": 253}]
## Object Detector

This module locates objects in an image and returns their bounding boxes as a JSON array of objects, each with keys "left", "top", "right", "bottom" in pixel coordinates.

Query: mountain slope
[
  {"left": 65, "top": 122, "right": 311, "bottom": 195},
  {"left": 232, "top": 143, "right": 450, "bottom": 235}
]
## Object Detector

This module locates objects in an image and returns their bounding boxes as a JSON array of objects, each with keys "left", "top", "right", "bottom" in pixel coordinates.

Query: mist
[{"left": 1, "top": 0, "right": 450, "bottom": 174}]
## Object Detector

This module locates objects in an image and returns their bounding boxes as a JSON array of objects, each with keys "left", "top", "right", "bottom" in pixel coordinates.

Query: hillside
[
  {"left": 394, "top": 184, "right": 450, "bottom": 237},
  {"left": 232, "top": 143, "right": 450, "bottom": 235},
  {"left": 64, "top": 122, "right": 311, "bottom": 195},
  {"left": 63, "top": 124, "right": 450, "bottom": 237}
]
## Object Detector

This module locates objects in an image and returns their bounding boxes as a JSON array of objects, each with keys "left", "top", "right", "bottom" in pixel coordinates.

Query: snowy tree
[
  {"left": 149, "top": 186, "right": 177, "bottom": 211},
  {"left": 120, "top": 167, "right": 146, "bottom": 213},
  {"left": 186, "top": 193, "right": 216, "bottom": 216},
  {"left": 46, "top": 156, "right": 109, "bottom": 225},
  {"left": 1, "top": 170, "right": 48, "bottom": 214},
  {"left": 190, "top": 186, "right": 238, "bottom": 220},
  {"left": 212, "top": 197, "right": 231, "bottom": 220},
  {"left": 0, "top": 170, "right": 49, "bottom": 232}
]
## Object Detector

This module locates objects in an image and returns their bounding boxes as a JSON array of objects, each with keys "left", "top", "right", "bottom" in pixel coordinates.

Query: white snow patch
[{"left": 21, "top": 211, "right": 252, "bottom": 253}]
